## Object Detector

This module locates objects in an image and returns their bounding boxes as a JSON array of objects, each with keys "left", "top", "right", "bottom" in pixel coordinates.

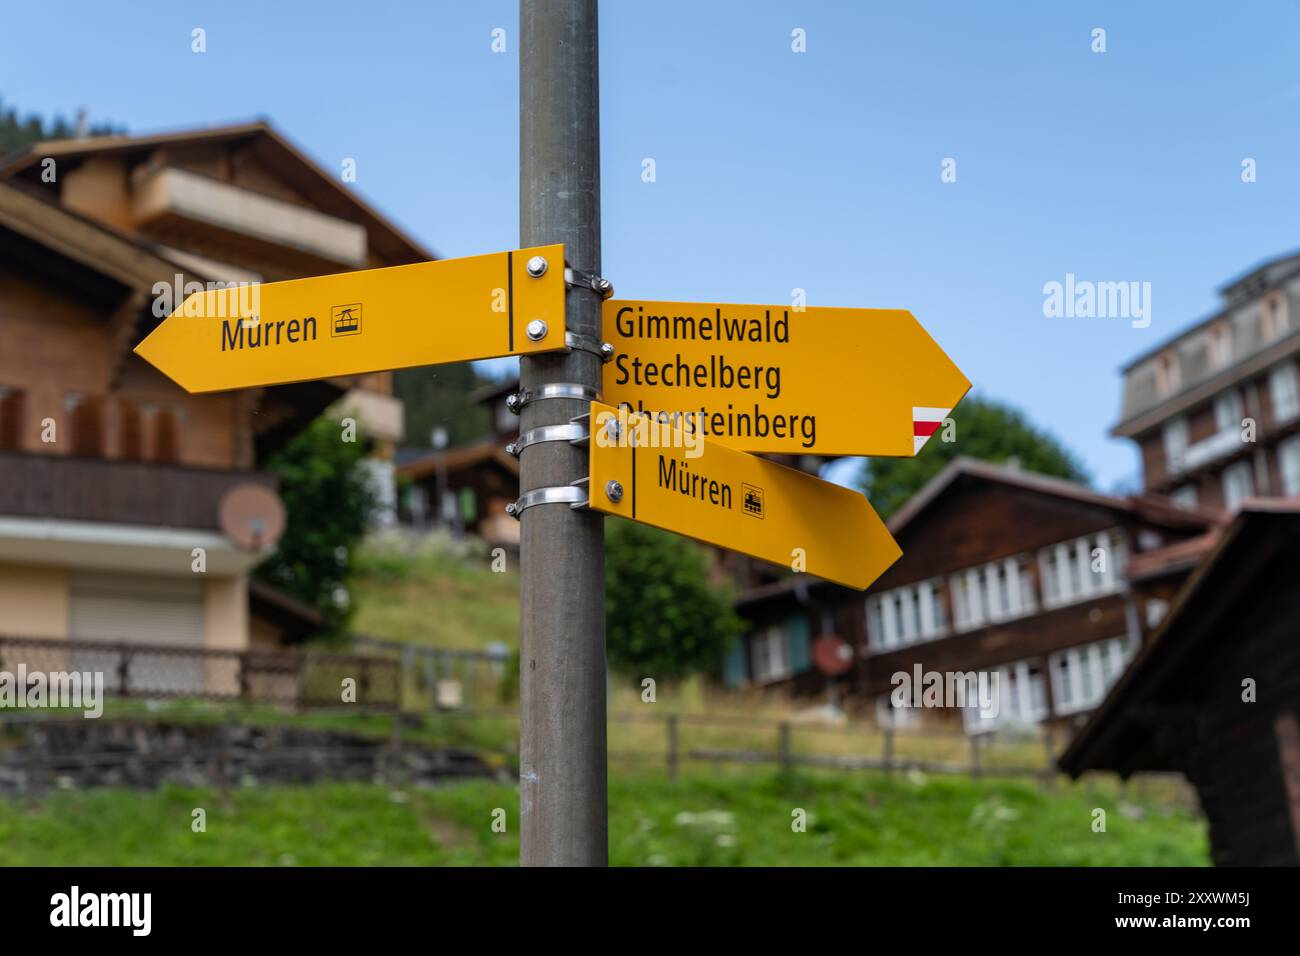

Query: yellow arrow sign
[
  {"left": 587, "top": 402, "right": 900, "bottom": 590},
  {"left": 601, "top": 299, "right": 970, "bottom": 457},
  {"left": 135, "top": 244, "right": 568, "bottom": 393}
]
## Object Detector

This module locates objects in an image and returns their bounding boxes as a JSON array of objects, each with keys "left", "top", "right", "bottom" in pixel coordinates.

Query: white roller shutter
[{"left": 69, "top": 573, "right": 206, "bottom": 693}]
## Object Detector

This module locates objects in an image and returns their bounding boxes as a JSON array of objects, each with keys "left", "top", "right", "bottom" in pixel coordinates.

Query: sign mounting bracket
[
  {"left": 506, "top": 421, "right": 589, "bottom": 458},
  {"left": 565, "top": 330, "right": 615, "bottom": 362},
  {"left": 505, "top": 482, "right": 590, "bottom": 518},
  {"left": 506, "top": 382, "right": 600, "bottom": 414},
  {"left": 564, "top": 265, "right": 615, "bottom": 299}
]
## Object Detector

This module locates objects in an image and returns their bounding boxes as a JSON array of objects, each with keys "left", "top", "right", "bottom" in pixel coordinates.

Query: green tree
[
  {"left": 255, "top": 415, "right": 377, "bottom": 638},
  {"left": 604, "top": 518, "right": 745, "bottom": 683},
  {"left": 394, "top": 362, "right": 491, "bottom": 448},
  {"left": 0, "top": 96, "right": 121, "bottom": 158},
  {"left": 859, "top": 395, "right": 1089, "bottom": 519}
]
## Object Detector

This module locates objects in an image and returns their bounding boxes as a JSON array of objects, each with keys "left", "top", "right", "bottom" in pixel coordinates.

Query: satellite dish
[
  {"left": 812, "top": 635, "right": 854, "bottom": 676},
  {"left": 218, "top": 483, "right": 287, "bottom": 552}
]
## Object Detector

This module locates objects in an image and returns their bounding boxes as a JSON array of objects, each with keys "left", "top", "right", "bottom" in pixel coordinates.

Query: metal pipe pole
[{"left": 518, "top": 0, "right": 607, "bottom": 866}]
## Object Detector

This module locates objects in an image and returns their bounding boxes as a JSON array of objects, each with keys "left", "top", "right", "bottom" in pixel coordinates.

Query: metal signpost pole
[{"left": 517, "top": 0, "right": 608, "bottom": 866}]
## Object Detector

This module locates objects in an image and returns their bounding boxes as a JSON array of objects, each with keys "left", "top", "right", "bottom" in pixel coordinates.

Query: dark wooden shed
[{"left": 1059, "top": 501, "right": 1300, "bottom": 865}]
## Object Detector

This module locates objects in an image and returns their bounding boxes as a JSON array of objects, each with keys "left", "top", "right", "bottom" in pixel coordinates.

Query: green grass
[
  {"left": 0, "top": 769, "right": 1207, "bottom": 866},
  {"left": 14, "top": 532, "right": 1196, "bottom": 866},
  {"left": 350, "top": 530, "right": 519, "bottom": 651}
]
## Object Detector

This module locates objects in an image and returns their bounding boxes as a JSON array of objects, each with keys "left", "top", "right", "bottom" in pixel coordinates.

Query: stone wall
[{"left": 0, "top": 718, "right": 493, "bottom": 795}]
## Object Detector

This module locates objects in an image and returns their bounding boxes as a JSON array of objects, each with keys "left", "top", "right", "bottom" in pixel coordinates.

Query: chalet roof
[
  {"left": 1059, "top": 498, "right": 1300, "bottom": 777},
  {"left": 0, "top": 120, "right": 434, "bottom": 266},
  {"left": 248, "top": 579, "right": 325, "bottom": 644},
  {"left": 1118, "top": 248, "right": 1300, "bottom": 375},
  {"left": 734, "top": 573, "right": 853, "bottom": 614},
  {"left": 0, "top": 177, "right": 203, "bottom": 292},
  {"left": 889, "top": 458, "right": 1114, "bottom": 536},
  {"left": 0, "top": 178, "right": 345, "bottom": 460},
  {"left": 889, "top": 457, "right": 1219, "bottom": 538},
  {"left": 395, "top": 437, "right": 520, "bottom": 482},
  {"left": 1122, "top": 527, "right": 1222, "bottom": 582},
  {"left": 1217, "top": 247, "right": 1300, "bottom": 301}
]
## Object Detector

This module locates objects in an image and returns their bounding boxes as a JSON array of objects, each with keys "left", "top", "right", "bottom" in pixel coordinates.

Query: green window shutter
[
  {"left": 723, "top": 635, "right": 748, "bottom": 688},
  {"left": 787, "top": 615, "right": 812, "bottom": 673}
]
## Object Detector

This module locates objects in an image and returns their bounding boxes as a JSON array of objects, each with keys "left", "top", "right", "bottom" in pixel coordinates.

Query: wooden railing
[
  {"left": 0, "top": 635, "right": 398, "bottom": 709},
  {"left": 0, "top": 452, "right": 276, "bottom": 530}
]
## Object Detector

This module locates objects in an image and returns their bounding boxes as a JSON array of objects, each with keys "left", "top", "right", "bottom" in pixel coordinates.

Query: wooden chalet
[
  {"left": 730, "top": 457, "right": 1220, "bottom": 732},
  {"left": 394, "top": 437, "right": 522, "bottom": 548},
  {"left": 0, "top": 121, "right": 430, "bottom": 671}
]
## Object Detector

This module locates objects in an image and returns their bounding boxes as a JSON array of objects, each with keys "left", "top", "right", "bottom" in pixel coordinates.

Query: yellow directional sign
[
  {"left": 135, "top": 244, "right": 568, "bottom": 393},
  {"left": 587, "top": 402, "right": 900, "bottom": 590},
  {"left": 601, "top": 299, "right": 971, "bottom": 457}
]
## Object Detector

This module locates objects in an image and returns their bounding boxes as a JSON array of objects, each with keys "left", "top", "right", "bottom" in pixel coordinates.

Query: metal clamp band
[
  {"left": 507, "top": 382, "right": 600, "bottom": 414},
  {"left": 505, "top": 484, "right": 590, "bottom": 518},
  {"left": 506, "top": 421, "right": 589, "bottom": 458},
  {"left": 565, "top": 330, "right": 615, "bottom": 362},
  {"left": 564, "top": 266, "right": 615, "bottom": 299}
]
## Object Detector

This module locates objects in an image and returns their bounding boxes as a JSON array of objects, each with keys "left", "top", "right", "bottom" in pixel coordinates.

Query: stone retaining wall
[{"left": 0, "top": 718, "right": 494, "bottom": 795}]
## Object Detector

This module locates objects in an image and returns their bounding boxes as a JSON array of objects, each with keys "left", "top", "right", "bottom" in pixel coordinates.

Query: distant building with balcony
[
  {"left": 729, "top": 458, "right": 1218, "bottom": 734},
  {"left": 1114, "top": 250, "right": 1300, "bottom": 510},
  {"left": 0, "top": 122, "right": 431, "bottom": 663}
]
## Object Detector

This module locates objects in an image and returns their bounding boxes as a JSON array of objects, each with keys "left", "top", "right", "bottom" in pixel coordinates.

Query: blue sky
[{"left": 4, "top": 0, "right": 1298, "bottom": 490}]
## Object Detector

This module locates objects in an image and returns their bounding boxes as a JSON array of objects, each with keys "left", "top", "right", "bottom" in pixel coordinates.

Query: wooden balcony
[{"left": 0, "top": 452, "right": 277, "bottom": 531}]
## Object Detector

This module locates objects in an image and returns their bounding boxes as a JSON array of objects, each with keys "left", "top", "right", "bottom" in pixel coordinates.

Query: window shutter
[
  {"left": 118, "top": 397, "right": 143, "bottom": 460},
  {"left": 787, "top": 615, "right": 812, "bottom": 673},
  {"left": 0, "top": 388, "right": 24, "bottom": 451},
  {"left": 154, "top": 407, "right": 180, "bottom": 463},
  {"left": 722, "top": 635, "right": 748, "bottom": 688}
]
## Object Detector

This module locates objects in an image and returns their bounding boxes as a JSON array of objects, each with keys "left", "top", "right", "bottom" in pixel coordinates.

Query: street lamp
[{"left": 430, "top": 426, "right": 449, "bottom": 532}]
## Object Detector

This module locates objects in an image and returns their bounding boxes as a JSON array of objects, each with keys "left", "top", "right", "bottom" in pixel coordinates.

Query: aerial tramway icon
[{"left": 331, "top": 303, "right": 363, "bottom": 336}]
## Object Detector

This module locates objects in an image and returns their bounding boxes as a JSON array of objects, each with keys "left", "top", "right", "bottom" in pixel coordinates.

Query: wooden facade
[
  {"left": 395, "top": 438, "right": 522, "bottom": 548},
  {"left": 1060, "top": 504, "right": 1300, "bottom": 865},
  {"left": 1115, "top": 251, "right": 1300, "bottom": 511},
  {"left": 731, "top": 458, "right": 1218, "bottom": 732},
  {"left": 0, "top": 122, "right": 430, "bottom": 652}
]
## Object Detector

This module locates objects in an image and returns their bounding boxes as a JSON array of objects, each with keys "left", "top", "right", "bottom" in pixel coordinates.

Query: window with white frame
[
  {"left": 1213, "top": 390, "right": 1244, "bottom": 434},
  {"left": 949, "top": 555, "right": 1036, "bottom": 633},
  {"left": 1145, "top": 598, "right": 1170, "bottom": 628},
  {"left": 1262, "top": 292, "right": 1287, "bottom": 341},
  {"left": 1269, "top": 362, "right": 1300, "bottom": 425},
  {"left": 1208, "top": 323, "right": 1233, "bottom": 369},
  {"left": 866, "top": 578, "right": 948, "bottom": 651},
  {"left": 1037, "top": 529, "right": 1126, "bottom": 609},
  {"left": 1049, "top": 637, "right": 1132, "bottom": 716},
  {"left": 1156, "top": 353, "right": 1181, "bottom": 397},
  {"left": 1171, "top": 484, "right": 1199, "bottom": 509},
  {"left": 963, "top": 660, "right": 1048, "bottom": 732},
  {"left": 1163, "top": 417, "right": 1189, "bottom": 472},
  {"left": 750, "top": 624, "right": 791, "bottom": 683},
  {"left": 1222, "top": 459, "right": 1254, "bottom": 510},
  {"left": 1279, "top": 434, "right": 1300, "bottom": 497}
]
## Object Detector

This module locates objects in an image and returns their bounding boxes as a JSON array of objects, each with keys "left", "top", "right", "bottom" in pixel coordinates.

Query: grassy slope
[
  {"left": 350, "top": 531, "right": 519, "bottom": 651},
  {"left": 6, "top": 534, "right": 1198, "bottom": 866},
  {"left": 0, "top": 770, "right": 1206, "bottom": 866}
]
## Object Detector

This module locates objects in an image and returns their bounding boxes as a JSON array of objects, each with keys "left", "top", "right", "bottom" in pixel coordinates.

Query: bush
[
  {"left": 255, "top": 415, "right": 377, "bottom": 638},
  {"left": 604, "top": 518, "right": 744, "bottom": 684}
]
